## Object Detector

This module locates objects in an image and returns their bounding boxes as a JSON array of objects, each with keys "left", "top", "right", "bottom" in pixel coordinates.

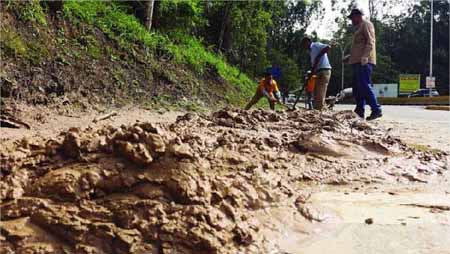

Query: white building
[{"left": 373, "top": 84, "right": 398, "bottom": 98}]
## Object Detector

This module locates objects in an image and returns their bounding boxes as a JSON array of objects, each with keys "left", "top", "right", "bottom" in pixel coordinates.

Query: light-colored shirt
[
  {"left": 310, "top": 42, "right": 332, "bottom": 70},
  {"left": 349, "top": 19, "right": 377, "bottom": 65}
]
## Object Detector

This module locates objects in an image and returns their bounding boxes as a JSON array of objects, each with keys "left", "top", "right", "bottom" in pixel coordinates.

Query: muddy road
[{"left": 1, "top": 106, "right": 449, "bottom": 254}]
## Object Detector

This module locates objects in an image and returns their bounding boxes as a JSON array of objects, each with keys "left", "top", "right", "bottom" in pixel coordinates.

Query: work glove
[
  {"left": 274, "top": 91, "right": 282, "bottom": 102},
  {"left": 361, "top": 57, "right": 369, "bottom": 66}
]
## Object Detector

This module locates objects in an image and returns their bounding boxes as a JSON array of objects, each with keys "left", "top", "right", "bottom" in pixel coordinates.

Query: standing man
[
  {"left": 344, "top": 8, "right": 382, "bottom": 120},
  {"left": 245, "top": 72, "right": 282, "bottom": 110},
  {"left": 301, "top": 37, "right": 332, "bottom": 110}
]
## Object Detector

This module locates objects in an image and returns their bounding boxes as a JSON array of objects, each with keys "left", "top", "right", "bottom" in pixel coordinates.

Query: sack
[{"left": 306, "top": 75, "right": 317, "bottom": 93}]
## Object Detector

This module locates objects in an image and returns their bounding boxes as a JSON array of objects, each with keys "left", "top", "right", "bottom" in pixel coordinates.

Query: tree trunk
[
  {"left": 204, "top": 0, "right": 209, "bottom": 16},
  {"left": 218, "top": 2, "right": 232, "bottom": 52},
  {"left": 368, "top": 0, "right": 380, "bottom": 20},
  {"left": 143, "top": 0, "right": 155, "bottom": 31},
  {"left": 44, "top": 0, "right": 64, "bottom": 14}
]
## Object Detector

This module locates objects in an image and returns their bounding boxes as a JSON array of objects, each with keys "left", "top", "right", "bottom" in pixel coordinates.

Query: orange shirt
[{"left": 257, "top": 78, "right": 279, "bottom": 95}]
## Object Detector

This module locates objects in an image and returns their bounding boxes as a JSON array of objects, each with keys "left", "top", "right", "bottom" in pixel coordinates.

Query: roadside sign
[
  {"left": 399, "top": 74, "right": 420, "bottom": 93},
  {"left": 426, "top": 76, "right": 436, "bottom": 88}
]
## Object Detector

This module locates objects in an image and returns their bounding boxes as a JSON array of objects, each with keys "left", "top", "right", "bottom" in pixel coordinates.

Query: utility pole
[
  {"left": 337, "top": 43, "right": 348, "bottom": 92},
  {"left": 341, "top": 45, "right": 345, "bottom": 92},
  {"left": 429, "top": 0, "right": 434, "bottom": 97}
]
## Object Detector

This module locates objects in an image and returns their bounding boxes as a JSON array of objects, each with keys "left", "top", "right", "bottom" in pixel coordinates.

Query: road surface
[
  {"left": 260, "top": 105, "right": 450, "bottom": 254},
  {"left": 335, "top": 104, "right": 450, "bottom": 152}
]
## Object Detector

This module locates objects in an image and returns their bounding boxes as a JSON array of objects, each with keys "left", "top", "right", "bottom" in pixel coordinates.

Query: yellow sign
[{"left": 399, "top": 74, "right": 420, "bottom": 93}]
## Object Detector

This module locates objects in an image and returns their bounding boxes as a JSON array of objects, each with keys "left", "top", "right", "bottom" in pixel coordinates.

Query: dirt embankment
[
  {"left": 0, "top": 4, "right": 232, "bottom": 110},
  {"left": 0, "top": 108, "right": 447, "bottom": 254}
]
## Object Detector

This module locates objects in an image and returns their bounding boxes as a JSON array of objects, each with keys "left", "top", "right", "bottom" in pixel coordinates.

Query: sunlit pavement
[
  {"left": 334, "top": 104, "right": 450, "bottom": 152},
  {"left": 334, "top": 104, "right": 450, "bottom": 122}
]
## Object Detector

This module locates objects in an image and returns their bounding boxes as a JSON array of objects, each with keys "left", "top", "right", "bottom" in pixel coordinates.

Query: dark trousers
[
  {"left": 352, "top": 64, "right": 381, "bottom": 114},
  {"left": 305, "top": 92, "right": 313, "bottom": 110},
  {"left": 245, "top": 92, "right": 275, "bottom": 110}
]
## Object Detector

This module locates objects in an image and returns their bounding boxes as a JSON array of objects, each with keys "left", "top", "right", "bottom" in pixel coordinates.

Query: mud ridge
[{"left": 1, "top": 108, "right": 447, "bottom": 253}]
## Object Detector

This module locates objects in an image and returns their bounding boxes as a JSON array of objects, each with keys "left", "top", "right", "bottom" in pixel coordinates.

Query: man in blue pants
[{"left": 344, "top": 9, "right": 382, "bottom": 120}]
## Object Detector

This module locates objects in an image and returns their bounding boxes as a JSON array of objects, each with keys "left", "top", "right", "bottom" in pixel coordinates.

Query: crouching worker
[{"left": 245, "top": 72, "right": 282, "bottom": 110}]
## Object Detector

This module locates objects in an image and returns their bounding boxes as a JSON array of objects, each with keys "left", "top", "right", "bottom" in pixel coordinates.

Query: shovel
[
  {"left": 290, "top": 71, "right": 316, "bottom": 111},
  {"left": 290, "top": 82, "right": 307, "bottom": 111}
]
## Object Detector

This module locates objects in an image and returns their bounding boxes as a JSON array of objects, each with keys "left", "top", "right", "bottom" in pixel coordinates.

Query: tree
[
  {"left": 388, "top": 1, "right": 449, "bottom": 94},
  {"left": 127, "top": 1, "right": 154, "bottom": 30},
  {"left": 143, "top": 0, "right": 155, "bottom": 30},
  {"left": 217, "top": 1, "right": 232, "bottom": 52},
  {"left": 267, "top": 0, "right": 322, "bottom": 92}
]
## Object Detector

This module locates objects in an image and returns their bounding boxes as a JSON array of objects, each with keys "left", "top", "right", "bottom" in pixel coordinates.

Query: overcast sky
[{"left": 306, "top": 0, "right": 410, "bottom": 39}]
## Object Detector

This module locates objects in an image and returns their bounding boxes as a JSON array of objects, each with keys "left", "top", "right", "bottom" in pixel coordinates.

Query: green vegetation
[
  {"left": 64, "top": 1, "right": 167, "bottom": 50},
  {"left": 0, "top": 27, "right": 49, "bottom": 65},
  {"left": 409, "top": 144, "right": 442, "bottom": 155},
  {"left": 3, "top": 0, "right": 447, "bottom": 109},
  {"left": 4, "top": 0, "right": 47, "bottom": 25},
  {"left": 63, "top": 1, "right": 254, "bottom": 105},
  {"left": 0, "top": 0, "right": 320, "bottom": 108},
  {"left": 425, "top": 105, "right": 450, "bottom": 111},
  {"left": 0, "top": 28, "right": 27, "bottom": 57},
  {"left": 329, "top": 0, "right": 449, "bottom": 96},
  {"left": 77, "top": 35, "right": 102, "bottom": 59}
]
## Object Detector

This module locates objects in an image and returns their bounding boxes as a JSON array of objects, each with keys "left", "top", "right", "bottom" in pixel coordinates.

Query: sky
[{"left": 306, "top": 0, "right": 409, "bottom": 39}]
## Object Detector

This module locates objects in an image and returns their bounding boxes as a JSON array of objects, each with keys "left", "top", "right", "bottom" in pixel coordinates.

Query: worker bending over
[{"left": 245, "top": 72, "right": 282, "bottom": 110}]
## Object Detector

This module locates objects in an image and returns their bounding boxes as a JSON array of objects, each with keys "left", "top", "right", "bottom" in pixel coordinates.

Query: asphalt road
[
  {"left": 335, "top": 104, "right": 450, "bottom": 152},
  {"left": 335, "top": 104, "right": 450, "bottom": 122}
]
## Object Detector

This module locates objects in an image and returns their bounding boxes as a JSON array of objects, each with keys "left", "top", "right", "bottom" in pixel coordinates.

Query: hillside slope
[{"left": 0, "top": 1, "right": 255, "bottom": 111}]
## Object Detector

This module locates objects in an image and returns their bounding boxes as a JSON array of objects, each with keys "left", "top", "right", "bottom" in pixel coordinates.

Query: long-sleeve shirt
[{"left": 349, "top": 19, "right": 377, "bottom": 65}]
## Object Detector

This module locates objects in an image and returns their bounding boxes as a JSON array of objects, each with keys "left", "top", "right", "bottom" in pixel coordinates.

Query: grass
[
  {"left": 64, "top": 1, "right": 169, "bottom": 51},
  {"left": 63, "top": 1, "right": 255, "bottom": 106},
  {"left": 4, "top": 0, "right": 47, "bottom": 26},
  {"left": 425, "top": 105, "right": 450, "bottom": 111},
  {"left": 409, "top": 144, "right": 442, "bottom": 155},
  {"left": 78, "top": 35, "right": 102, "bottom": 59},
  {"left": 2, "top": 0, "right": 257, "bottom": 107},
  {"left": 0, "top": 27, "right": 49, "bottom": 64},
  {"left": 0, "top": 28, "right": 27, "bottom": 57}
]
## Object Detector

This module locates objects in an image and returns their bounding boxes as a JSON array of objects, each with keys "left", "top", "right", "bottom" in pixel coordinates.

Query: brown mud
[{"left": 0, "top": 108, "right": 448, "bottom": 254}]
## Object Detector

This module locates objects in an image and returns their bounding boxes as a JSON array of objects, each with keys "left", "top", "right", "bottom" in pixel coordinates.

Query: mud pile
[{"left": 1, "top": 108, "right": 447, "bottom": 254}]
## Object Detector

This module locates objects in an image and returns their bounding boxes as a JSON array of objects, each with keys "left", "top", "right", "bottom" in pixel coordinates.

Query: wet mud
[{"left": 0, "top": 108, "right": 448, "bottom": 254}]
